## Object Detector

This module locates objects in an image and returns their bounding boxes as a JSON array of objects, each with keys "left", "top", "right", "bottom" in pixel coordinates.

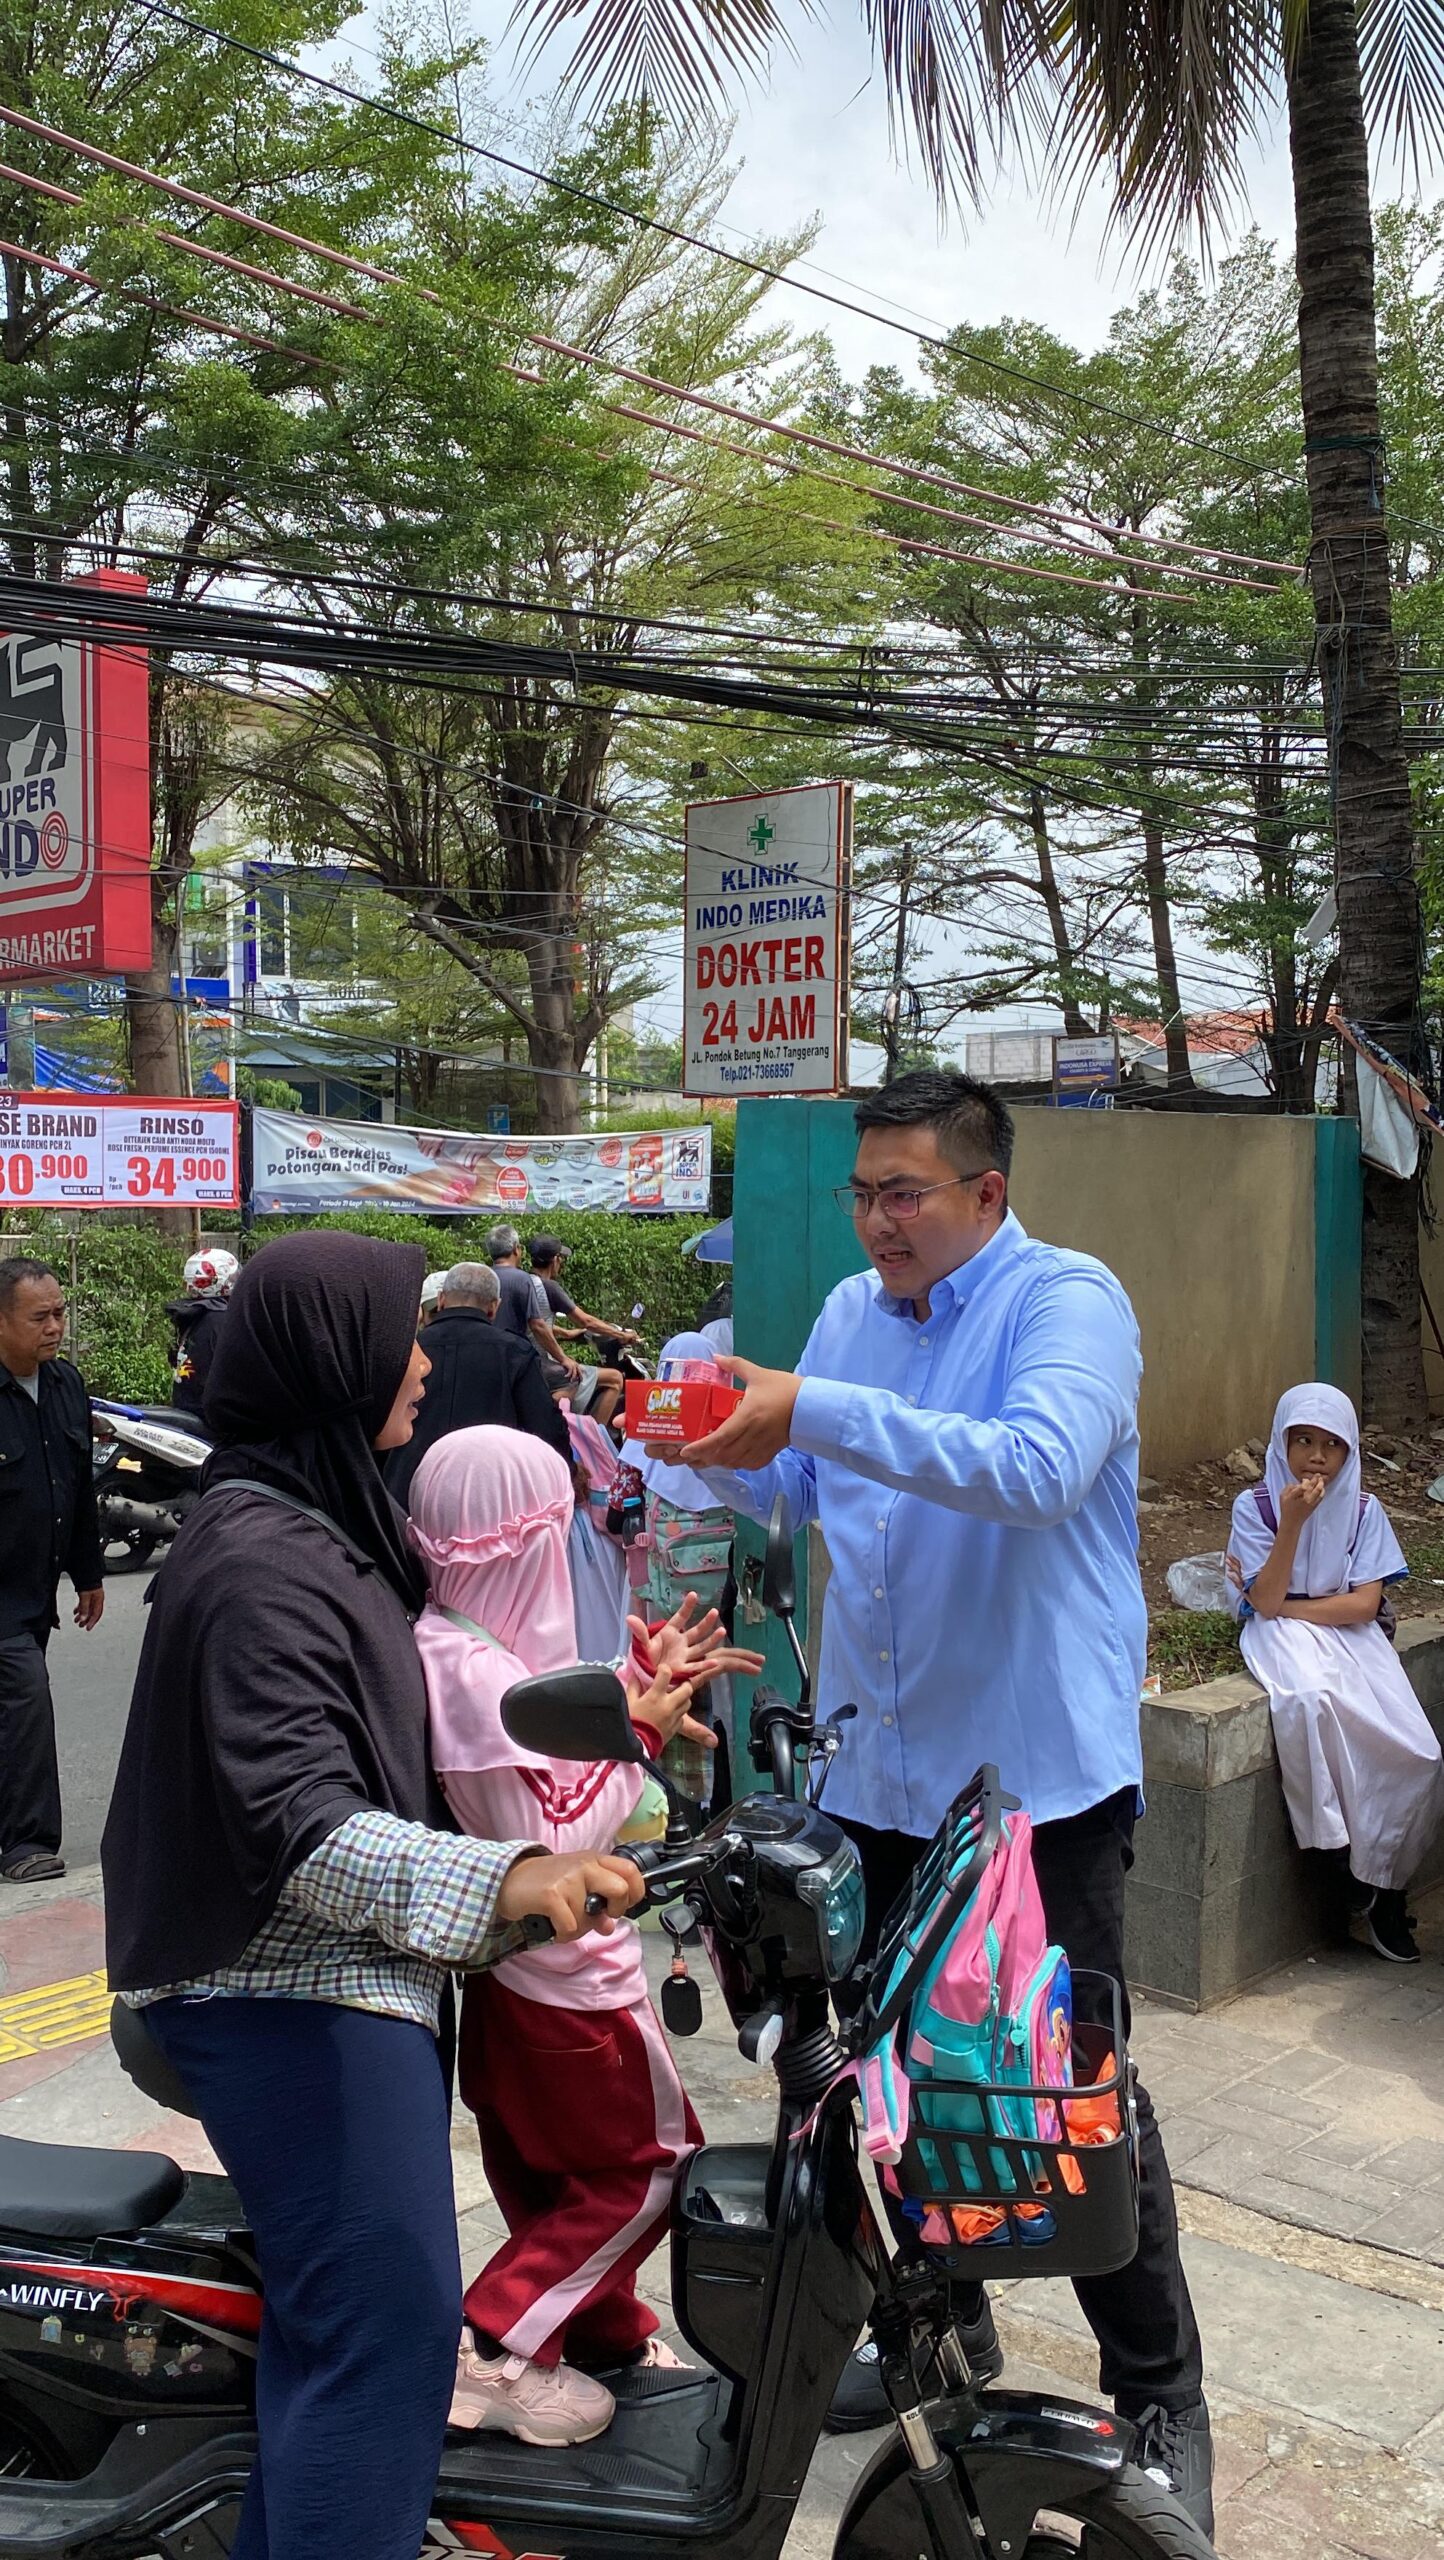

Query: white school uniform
[{"left": 1229, "top": 1384, "right": 1444, "bottom": 1890}]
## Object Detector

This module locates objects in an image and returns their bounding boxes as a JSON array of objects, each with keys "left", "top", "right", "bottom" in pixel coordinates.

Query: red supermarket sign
[
  {"left": 0, "top": 1095, "right": 238, "bottom": 1208},
  {"left": 0, "top": 571, "right": 153, "bottom": 982}
]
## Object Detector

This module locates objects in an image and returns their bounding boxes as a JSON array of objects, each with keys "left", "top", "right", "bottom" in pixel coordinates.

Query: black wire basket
[{"left": 889, "top": 1974, "right": 1140, "bottom": 2279}]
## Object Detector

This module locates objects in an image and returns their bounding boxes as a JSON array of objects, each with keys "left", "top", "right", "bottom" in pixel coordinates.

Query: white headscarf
[{"left": 1264, "top": 1382, "right": 1362, "bottom": 1597}]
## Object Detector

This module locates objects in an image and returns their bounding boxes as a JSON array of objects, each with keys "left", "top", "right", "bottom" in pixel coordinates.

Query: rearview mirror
[
  {"left": 762, "top": 1494, "right": 796, "bottom": 1618},
  {"left": 501, "top": 1666, "right": 644, "bottom": 1764}
]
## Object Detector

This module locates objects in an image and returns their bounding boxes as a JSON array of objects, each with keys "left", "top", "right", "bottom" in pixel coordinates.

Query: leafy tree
[
  {"left": 0, "top": 1, "right": 457, "bottom": 1118},
  {"left": 242, "top": 118, "right": 876, "bottom": 1129},
  {"left": 522, "top": 0, "right": 1444, "bottom": 1413}
]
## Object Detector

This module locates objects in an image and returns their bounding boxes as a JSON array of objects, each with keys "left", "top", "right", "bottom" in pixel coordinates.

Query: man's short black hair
[
  {"left": 0, "top": 1256, "right": 60, "bottom": 1314},
  {"left": 853, "top": 1070, "right": 1015, "bottom": 1179}
]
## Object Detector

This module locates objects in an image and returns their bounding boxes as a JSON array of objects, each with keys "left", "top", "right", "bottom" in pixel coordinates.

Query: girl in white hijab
[{"left": 1228, "top": 1383, "right": 1443, "bottom": 1961}]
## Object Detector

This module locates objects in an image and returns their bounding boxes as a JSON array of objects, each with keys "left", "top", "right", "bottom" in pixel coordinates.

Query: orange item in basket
[
  {"left": 624, "top": 1377, "right": 744, "bottom": 1444},
  {"left": 1053, "top": 2057, "right": 1126, "bottom": 2194}
]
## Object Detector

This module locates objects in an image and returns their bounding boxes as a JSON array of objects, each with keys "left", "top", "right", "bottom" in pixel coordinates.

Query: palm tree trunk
[{"left": 1286, "top": 0, "right": 1424, "bottom": 1421}]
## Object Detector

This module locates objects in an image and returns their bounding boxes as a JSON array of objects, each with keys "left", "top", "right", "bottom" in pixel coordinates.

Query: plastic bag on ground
[{"left": 1166, "top": 1553, "right": 1234, "bottom": 1613}]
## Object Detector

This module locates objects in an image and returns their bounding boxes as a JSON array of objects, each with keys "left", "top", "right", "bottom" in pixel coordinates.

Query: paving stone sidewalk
[
  {"left": 4, "top": 1865, "right": 1444, "bottom": 2558},
  {"left": 1128, "top": 1885, "right": 1444, "bottom": 2265}
]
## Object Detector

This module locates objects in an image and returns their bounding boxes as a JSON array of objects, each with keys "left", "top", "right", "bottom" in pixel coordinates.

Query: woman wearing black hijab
[{"left": 103, "top": 1232, "right": 639, "bottom": 2560}]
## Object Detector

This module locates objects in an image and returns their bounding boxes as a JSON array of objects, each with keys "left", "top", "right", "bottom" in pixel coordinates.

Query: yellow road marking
[{"left": 0, "top": 1969, "right": 110, "bottom": 2061}]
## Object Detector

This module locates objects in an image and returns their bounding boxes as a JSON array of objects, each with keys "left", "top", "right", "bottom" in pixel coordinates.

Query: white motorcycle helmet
[{"left": 183, "top": 1248, "right": 240, "bottom": 1303}]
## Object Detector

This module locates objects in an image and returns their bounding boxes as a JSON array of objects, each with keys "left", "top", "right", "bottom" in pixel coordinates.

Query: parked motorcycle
[
  {"left": 0, "top": 1502, "right": 1214, "bottom": 2560},
  {"left": 90, "top": 1401, "right": 211, "bottom": 1572}
]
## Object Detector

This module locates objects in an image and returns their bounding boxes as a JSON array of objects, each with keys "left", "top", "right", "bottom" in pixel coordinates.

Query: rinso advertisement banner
[
  {"left": 251, "top": 1110, "right": 713, "bottom": 1217},
  {"left": 0, "top": 572, "right": 153, "bottom": 983},
  {"left": 683, "top": 781, "right": 852, "bottom": 1098},
  {"left": 0, "top": 1095, "right": 239, "bottom": 1208}
]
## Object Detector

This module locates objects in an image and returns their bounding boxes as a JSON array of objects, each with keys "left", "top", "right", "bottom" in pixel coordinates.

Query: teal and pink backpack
[{"left": 853, "top": 1806, "right": 1075, "bottom": 2231}]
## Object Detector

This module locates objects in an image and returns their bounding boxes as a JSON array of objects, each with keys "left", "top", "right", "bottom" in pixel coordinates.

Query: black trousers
[
  {"left": 0, "top": 1625, "right": 61, "bottom": 1862},
  {"left": 840, "top": 1791, "right": 1204, "bottom": 2415}
]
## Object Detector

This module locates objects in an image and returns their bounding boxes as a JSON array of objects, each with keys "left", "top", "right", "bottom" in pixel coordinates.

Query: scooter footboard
[{"left": 834, "top": 2389, "right": 1136, "bottom": 2560}]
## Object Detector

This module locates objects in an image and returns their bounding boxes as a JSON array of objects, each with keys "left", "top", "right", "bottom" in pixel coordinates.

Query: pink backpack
[{"left": 855, "top": 1808, "right": 1073, "bottom": 2202}]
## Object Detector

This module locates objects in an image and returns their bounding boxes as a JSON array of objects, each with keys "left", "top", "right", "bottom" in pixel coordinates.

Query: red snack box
[{"left": 624, "top": 1377, "right": 744, "bottom": 1444}]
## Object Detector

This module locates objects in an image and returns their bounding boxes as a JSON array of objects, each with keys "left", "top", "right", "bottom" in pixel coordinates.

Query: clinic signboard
[
  {"left": 0, "top": 1094, "right": 238, "bottom": 1208},
  {"left": 0, "top": 571, "right": 153, "bottom": 983},
  {"left": 683, "top": 781, "right": 852, "bottom": 1098},
  {"left": 250, "top": 1109, "right": 712, "bottom": 1216}
]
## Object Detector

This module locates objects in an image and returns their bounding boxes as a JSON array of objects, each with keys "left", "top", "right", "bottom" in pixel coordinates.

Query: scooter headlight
[{"left": 796, "top": 1840, "right": 867, "bottom": 1983}]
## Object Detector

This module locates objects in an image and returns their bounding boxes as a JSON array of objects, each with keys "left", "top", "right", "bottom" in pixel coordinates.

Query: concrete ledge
[{"left": 1127, "top": 1619, "right": 1444, "bottom": 2009}]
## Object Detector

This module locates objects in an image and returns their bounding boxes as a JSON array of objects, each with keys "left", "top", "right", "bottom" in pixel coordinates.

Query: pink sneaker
[{"left": 449, "top": 2345, "right": 615, "bottom": 2445}]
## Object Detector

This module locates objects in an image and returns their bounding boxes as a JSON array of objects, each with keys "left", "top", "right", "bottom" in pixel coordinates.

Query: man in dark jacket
[
  {"left": 384, "top": 1262, "right": 571, "bottom": 1505},
  {"left": 0, "top": 1257, "right": 104, "bottom": 1880}
]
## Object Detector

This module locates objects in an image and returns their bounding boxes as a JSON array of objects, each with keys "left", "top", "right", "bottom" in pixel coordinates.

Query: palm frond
[
  {"left": 510, "top": 0, "right": 801, "bottom": 130},
  {"left": 1044, "top": 0, "right": 1281, "bottom": 252},
  {"left": 859, "top": 0, "right": 1280, "bottom": 237},
  {"left": 859, "top": 0, "right": 1056, "bottom": 202},
  {"left": 1358, "top": 0, "right": 1444, "bottom": 184}
]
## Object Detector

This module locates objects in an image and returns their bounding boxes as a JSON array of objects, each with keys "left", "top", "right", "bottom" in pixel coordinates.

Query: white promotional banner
[
  {"left": 251, "top": 1110, "right": 713, "bottom": 1217},
  {"left": 0, "top": 1094, "right": 238, "bottom": 1207},
  {"left": 683, "top": 781, "right": 852, "bottom": 1097}
]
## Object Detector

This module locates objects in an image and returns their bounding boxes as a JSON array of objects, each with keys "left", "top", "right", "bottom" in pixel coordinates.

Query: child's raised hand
[
  {"left": 626, "top": 1661, "right": 713, "bottom": 1755},
  {"left": 632, "top": 1598, "right": 765, "bottom": 1694},
  {"left": 1280, "top": 1474, "right": 1326, "bottom": 1524}
]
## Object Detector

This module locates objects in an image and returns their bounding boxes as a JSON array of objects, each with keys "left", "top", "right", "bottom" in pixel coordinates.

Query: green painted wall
[
  {"left": 731, "top": 1098, "right": 863, "bottom": 1734},
  {"left": 1312, "top": 1117, "right": 1362, "bottom": 1404}
]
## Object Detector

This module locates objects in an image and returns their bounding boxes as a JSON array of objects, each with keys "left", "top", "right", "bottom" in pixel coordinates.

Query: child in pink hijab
[{"left": 410, "top": 1426, "right": 759, "bottom": 2450}]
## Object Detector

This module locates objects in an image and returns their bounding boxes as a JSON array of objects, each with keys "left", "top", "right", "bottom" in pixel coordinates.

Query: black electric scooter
[{"left": 0, "top": 1506, "right": 1214, "bottom": 2560}]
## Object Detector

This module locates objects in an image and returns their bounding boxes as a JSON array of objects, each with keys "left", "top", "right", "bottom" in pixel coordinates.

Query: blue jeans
[{"left": 147, "top": 1997, "right": 461, "bottom": 2560}]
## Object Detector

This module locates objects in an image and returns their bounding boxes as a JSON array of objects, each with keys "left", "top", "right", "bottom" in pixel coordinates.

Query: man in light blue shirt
[{"left": 685, "top": 1070, "right": 1209, "bottom": 2529}]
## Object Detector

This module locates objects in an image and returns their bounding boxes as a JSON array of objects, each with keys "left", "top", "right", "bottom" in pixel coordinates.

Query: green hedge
[
  {"left": 252, "top": 1210, "right": 718, "bottom": 1354},
  {"left": 0, "top": 1199, "right": 726, "bottom": 1400}
]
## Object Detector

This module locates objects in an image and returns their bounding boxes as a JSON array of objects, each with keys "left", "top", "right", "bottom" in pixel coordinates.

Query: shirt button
[
  {"left": 876, "top": 1519, "right": 885, "bottom": 1532},
  {"left": 879, "top": 1649, "right": 890, "bottom": 1664},
  {"left": 919, "top": 1338, "right": 929, "bottom": 1350},
  {"left": 874, "top": 1585, "right": 884, "bottom": 1598},
  {"left": 882, "top": 1713, "right": 895, "bottom": 1729}
]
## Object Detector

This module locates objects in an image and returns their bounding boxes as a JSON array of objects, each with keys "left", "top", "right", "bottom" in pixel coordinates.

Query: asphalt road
[{"left": 49, "top": 1568, "right": 150, "bottom": 1873}]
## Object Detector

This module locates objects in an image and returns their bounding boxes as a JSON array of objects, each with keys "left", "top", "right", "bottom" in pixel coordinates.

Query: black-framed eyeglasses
[{"left": 832, "top": 1173, "right": 989, "bottom": 1223}]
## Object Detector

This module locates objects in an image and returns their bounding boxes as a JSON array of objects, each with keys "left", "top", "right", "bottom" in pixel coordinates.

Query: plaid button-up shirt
[{"left": 124, "top": 1810, "right": 531, "bottom": 2032}]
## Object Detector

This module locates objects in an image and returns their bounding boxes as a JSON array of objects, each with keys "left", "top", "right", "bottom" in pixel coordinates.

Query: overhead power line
[
  {"left": 0, "top": 107, "right": 1298, "bottom": 600},
  {"left": 124, "top": 0, "right": 1304, "bottom": 489}
]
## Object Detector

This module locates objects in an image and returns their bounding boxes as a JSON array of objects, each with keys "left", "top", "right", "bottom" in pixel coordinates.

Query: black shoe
[
  {"left": 1362, "top": 1894, "right": 1423, "bottom": 1966},
  {"left": 824, "top": 2303, "right": 1003, "bottom": 2435},
  {"left": 1128, "top": 2396, "right": 1215, "bottom": 2538},
  {"left": 1367, "top": 1889, "right": 1420, "bottom": 1963}
]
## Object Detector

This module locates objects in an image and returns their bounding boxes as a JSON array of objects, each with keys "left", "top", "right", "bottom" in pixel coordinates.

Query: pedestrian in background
[
  {"left": 486, "top": 1225, "right": 583, "bottom": 1394},
  {"left": 385, "top": 1264, "right": 570, "bottom": 1506},
  {"left": 166, "top": 1248, "right": 238, "bottom": 1416},
  {"left": 0, "top": 1256, "right": 104, "bottom": 1882}
]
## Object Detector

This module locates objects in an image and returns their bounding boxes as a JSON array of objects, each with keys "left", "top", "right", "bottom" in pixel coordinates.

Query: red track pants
[{"left": 459, "top": 1972, "right": 703, "bottom": 2369}]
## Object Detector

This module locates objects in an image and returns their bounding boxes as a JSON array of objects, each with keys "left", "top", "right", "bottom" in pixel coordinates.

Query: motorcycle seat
[{"left": 0, "top": 2132, "right": 185, "bottom": 2240}]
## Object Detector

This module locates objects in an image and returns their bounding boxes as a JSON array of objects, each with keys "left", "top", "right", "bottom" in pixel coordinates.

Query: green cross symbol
[{"left": 747, "top": 815, "right": 776, "bottom": 853}]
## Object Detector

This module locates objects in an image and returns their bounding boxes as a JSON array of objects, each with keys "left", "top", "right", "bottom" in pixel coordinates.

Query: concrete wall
[{"left": 1007, "top": 1108, "right": 1320, "bottom": 1476}]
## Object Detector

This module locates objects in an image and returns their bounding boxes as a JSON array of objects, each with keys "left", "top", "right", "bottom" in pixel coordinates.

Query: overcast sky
[{"left": 451, "top": 8, "right": 1308, "bottom": 375}]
